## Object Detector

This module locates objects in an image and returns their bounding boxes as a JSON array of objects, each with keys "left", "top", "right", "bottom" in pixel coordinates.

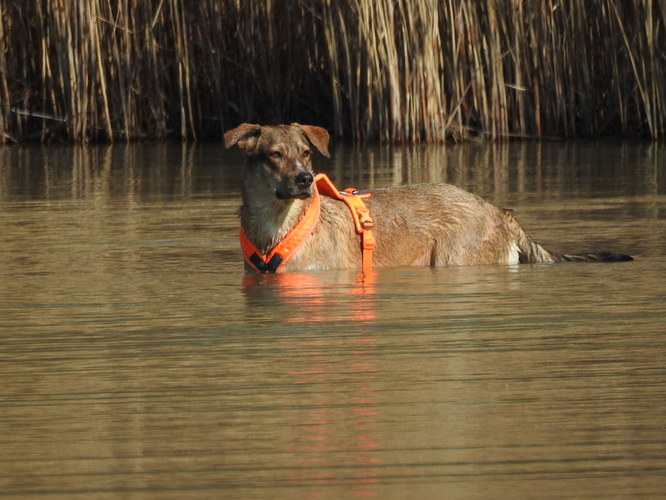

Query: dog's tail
[
  {"left": 517, "top": 235, "right": 633, "bottom": 264},
  {"left": 552, "top": 251, "right": 633, "bottom": 263},
  {"left": 504, "top": 210, "right": 633, "bottom": 264}
]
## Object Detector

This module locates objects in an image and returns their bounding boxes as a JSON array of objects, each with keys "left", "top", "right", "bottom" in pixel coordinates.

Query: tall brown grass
[{"left": 1, "top": 0, "right": 664, "bottom": 143}]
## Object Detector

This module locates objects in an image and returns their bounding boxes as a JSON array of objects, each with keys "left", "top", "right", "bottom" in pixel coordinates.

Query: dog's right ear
[{"left": 223, "top": 123, "right": 261, "bottom": 152}]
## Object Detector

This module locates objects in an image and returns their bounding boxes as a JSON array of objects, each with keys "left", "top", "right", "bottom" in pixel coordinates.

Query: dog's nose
[{"left": 296, "top": 171, "right": 313, "bottom": 189}]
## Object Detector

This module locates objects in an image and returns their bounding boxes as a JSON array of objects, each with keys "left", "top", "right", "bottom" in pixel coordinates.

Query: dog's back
[
  {"left": 365, "top": 184, "right": 522, "bottom": 267},
  {"left": 368, "top": 184, "right": 632, "bottom": 267}
]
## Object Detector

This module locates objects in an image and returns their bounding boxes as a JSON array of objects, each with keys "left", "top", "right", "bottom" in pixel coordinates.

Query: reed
[{"left": 1, "top": 0, "right": 664, "bottom": 143}]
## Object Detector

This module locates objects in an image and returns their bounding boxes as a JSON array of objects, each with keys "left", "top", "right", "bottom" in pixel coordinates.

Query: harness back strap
[
  {"left": 314, "top": 174, "right": 375, "bottom": 274},
  {"left": 240, "top": 174, "right": 375, "bottom": 273}
]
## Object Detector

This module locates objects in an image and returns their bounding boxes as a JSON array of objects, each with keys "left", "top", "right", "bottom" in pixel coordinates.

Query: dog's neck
[{"left": 240, "top": 193, "right": 311, "bottom": 254}]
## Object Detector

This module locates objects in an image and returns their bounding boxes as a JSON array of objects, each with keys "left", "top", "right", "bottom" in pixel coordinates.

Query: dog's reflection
[
  {"left": 242, "top": 271, "right": 380, "bottom": 496},
  {"left": 242, "top": 271, "right": 376, "bottom": 324}
]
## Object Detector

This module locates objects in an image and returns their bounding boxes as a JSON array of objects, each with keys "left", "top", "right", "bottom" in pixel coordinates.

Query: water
[{"left": 1, "top": 141, "right": 665, "bottom": 499}]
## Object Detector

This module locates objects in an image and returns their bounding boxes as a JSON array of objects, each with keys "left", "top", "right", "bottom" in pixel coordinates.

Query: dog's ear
[
  {"left": 291, "top": 123, "right": 330, "bottom": 158},
  {"left": 223, "top": 123, "right": 261, "bottom": 152}
]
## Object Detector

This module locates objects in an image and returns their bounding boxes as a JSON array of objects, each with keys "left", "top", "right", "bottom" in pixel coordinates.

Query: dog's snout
[{"left": 296, "top": 170, "right": 313, "bottom": 189}]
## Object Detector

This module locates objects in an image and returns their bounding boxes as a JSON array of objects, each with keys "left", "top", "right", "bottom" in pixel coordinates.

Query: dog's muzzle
[{"left": 276, "top": 166, "right": 314, "bottom": 199}]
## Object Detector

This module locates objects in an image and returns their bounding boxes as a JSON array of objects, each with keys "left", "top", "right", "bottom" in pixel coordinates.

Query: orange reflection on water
[
  {"left": 243, "top": 271, "right": 380, "bottom": 497},
  {"left": 242, "top": 271, "right": 376, "bottom": 323},
  {"left": 286, "top": 335, "right": 380, "bottom": 498}
]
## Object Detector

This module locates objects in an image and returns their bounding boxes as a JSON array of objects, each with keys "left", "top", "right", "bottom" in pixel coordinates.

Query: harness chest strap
[
  {"left": 240, "top": 173, "right": 375, "bottom": 273},
  {"left": 240, "top": 187, "right": 320, "bottom": 273}
]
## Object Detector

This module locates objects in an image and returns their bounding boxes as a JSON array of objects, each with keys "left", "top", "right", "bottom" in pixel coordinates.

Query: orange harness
[{"left": 240, "top": 173, "right": 375, "bottom": 274}]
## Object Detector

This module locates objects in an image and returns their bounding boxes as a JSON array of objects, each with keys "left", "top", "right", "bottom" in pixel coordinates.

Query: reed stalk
[{"left": 0, "top": 0, "right": 664, "bottom": 143}]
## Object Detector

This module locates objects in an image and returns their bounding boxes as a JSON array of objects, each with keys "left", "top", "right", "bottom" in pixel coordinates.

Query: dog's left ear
[
  {"left": 291, "top": 123, "right": 331, "bottom": 158},
  {"left": 223, "top": 123, "right": 261, "bottom": 152}
]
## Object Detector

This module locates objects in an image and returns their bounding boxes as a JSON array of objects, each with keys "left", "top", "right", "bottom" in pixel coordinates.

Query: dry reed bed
[{"left": 1, "top": 0, "right": 664, "bottom": 143}]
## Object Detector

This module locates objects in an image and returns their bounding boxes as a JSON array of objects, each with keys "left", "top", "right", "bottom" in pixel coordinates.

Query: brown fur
[{"left": 224, "top": 123, "right": 632, "bottom": 272}]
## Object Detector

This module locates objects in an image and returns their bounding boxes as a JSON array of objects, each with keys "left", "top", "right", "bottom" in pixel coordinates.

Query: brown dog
[{"left": 224, "top": 123, "right": 632, "bottom": 273}]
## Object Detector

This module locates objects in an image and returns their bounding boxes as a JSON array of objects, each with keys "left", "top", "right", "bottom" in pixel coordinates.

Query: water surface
[{"left": 1, "top": 141, "right": 665, "bottom": 498}]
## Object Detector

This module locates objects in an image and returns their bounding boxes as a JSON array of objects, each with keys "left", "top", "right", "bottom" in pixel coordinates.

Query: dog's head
[{"left": 224, "top": 123, "right": 330, "bottom": 200}]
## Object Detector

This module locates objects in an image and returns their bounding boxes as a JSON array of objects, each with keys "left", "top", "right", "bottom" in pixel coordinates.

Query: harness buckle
[
  {"left": 360, "top": 217, "right": 374, "bottom": 230},
  {"left": 343, "top": 188, "right": 371, "bottom": 199}
]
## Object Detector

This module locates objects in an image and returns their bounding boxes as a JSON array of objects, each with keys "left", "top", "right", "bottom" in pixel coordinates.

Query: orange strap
[
  {"left": 240, "top": 188, "right": 321, "bottom": 273},
  {"left": 240, "top": 174, "right": 375, "bottom": 273},
  {"left": 314, "top": 174, "right": 375, "bottom": 274}
]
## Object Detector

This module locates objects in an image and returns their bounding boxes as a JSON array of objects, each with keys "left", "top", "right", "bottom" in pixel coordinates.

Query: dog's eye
[
  {"left": 302, "top": 149, "right": 311, "bottom": 159},
  {"left": 269, "top": 151, "right": 283, "bottom": 160}
]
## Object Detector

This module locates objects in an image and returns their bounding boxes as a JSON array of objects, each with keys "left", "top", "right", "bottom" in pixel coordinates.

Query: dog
[{"left": 224, "top": 123, "right": 632, "bottom": 273}]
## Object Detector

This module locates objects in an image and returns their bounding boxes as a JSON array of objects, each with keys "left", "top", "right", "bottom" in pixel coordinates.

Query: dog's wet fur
[{"left": 224, "top": 123, "right": 632, "bottom": 273}]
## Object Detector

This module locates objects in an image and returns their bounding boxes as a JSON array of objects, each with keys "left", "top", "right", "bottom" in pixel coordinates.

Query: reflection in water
[
  {"left": 242, "top": 272, "right": 376, "bottom": 323},
  {"left": 1, "top": 140, "right": 664, "bottom": 203},
  {"left": 243, "top": 273, "right": 380, "bottom": 497},
  {"left": 0, "top": 141, "right": 665, "bottom": 498}
]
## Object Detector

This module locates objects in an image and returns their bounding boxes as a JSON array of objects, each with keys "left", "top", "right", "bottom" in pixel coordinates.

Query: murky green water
[{"left": 1, "top": 141, "right": 665, "bottom": 498}]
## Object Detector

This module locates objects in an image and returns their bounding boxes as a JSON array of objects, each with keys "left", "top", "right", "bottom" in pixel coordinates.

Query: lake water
[{"left": 1, "top": 141, "right": 665, "bottom": 499}]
